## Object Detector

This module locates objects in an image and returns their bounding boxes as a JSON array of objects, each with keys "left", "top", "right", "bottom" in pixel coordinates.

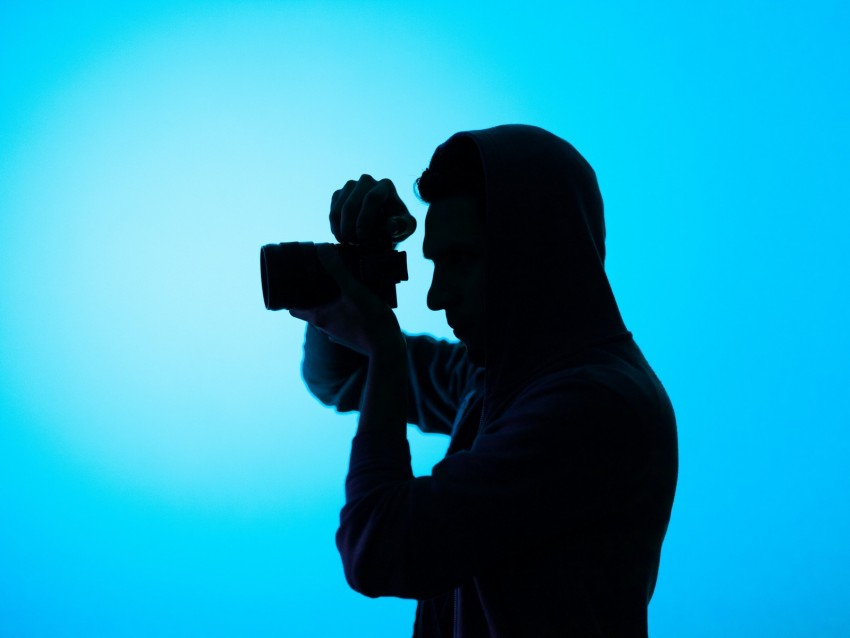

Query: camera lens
[{"left": 260, "top": 242, "right": 338, "bottom": 310}]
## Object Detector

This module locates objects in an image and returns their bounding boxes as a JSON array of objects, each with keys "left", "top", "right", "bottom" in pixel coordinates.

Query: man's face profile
[{"left": 423, "top": 195, "right": 487, "bottom": 366}]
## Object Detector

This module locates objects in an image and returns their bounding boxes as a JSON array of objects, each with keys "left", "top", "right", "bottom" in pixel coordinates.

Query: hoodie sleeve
[
  {"left": 301, "top": 324, "right": 477, "bottom": 435},
  {"left": 335, "top": 375, "right": 674, "bottom": 600}
]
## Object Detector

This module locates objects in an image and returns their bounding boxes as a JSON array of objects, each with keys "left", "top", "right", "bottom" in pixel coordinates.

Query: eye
[
  {"left": 446, "top": 251, "right": 476, "bottom": 265},
  {"left": 430, "top": 249, "right": 479, "bottom": 272}
]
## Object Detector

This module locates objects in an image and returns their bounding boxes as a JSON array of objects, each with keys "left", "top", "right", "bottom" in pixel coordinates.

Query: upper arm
[
  {"left": 404, "top": 333, "right": 480, "bottom": 435},
  {"left": 301, "top": 326, "right": 478, "bottom": 436}
]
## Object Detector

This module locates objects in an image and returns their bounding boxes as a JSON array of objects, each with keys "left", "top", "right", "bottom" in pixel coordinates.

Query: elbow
[
  {"left": 336, "top": 522, "right": 409, "bottom": 599},
  {"left": 337, "top": 526, "right": 447, "bottom": 600},
  {"left": 337, "top": 537, "right": 391, "bottom": 599},
  {"left": 302, "top": 367, "right": 365, "bottom": 413},
  {"left": 341, "top": 559, "right": 384, "bottom": 599},
  {"left": 302, "top": 376, "right": 339, "bottom": 409},
  {"left": 341, "top": 551, "right": 453, "bottom": 600}
]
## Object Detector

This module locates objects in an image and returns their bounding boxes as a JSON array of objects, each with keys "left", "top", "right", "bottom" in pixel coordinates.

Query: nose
[{"left": 427, "top": 267, "right": 452, "bottom": 311}]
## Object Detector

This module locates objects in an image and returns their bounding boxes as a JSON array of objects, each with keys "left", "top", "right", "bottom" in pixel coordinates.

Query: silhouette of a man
[{"left": 290, "top": 125, "right": 678, "bottom": 637}]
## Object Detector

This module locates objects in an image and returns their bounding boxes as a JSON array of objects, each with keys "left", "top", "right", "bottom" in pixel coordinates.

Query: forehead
[{"left": 423, "top": 195, "right": 485, "bottom": 257}]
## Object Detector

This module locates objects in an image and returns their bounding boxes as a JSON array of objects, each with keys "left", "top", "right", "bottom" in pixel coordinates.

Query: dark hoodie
[{"left": 301, "top": 125, "right": 678, "bottom": 637}]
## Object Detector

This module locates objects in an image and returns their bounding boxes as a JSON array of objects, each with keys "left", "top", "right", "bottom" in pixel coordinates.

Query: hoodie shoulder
[{"left": 492, "top": 335, "right": 672, "bottom": 439}]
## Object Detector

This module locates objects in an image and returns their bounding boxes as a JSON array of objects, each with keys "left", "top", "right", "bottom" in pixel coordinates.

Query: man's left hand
[{"left": 289, "top": 244, "right": 404, "bottom": 358}]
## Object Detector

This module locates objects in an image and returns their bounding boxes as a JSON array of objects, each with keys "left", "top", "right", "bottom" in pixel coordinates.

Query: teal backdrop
[{"left": 1, "top": 2, "right": 848, "bottom": 636}]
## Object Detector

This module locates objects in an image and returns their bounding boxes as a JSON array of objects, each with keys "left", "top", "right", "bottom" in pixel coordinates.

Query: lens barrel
[
  {"left": 261, "top": 240, "right": 408, "bottom": 310},
  {"left": 260, "top": 242, "right": 338, "bottom": 310}
]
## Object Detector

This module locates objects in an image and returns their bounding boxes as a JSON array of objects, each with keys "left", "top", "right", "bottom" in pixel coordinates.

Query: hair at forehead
[{"left": 416, "top": 135, "right": 486, "bottom": 220}]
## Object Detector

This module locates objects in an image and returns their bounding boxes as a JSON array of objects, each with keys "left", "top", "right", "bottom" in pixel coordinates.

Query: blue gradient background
[{"left": 1, "top": 2, "right": 848, "bottom": 636}]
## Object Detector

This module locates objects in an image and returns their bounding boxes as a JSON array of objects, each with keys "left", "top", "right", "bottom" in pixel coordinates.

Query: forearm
[
  {"left": 344, "top": 335, "right": 412, "bottom": 510},
  {"left": 358, "top": 335, "right": 408, "bottom": 436}
]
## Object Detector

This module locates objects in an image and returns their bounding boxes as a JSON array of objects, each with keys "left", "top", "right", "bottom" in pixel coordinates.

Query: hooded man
[{"left": 289, "top": 125, "right": 678, "bottom": 637}]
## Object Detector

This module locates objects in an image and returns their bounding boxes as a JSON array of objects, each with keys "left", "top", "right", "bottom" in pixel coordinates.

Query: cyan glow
[{"left": 2, "top": 2, "right": 848, "bottom": 635}]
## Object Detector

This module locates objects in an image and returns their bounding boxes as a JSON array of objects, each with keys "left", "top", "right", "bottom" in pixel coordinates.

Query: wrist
[{"left": 369, "top": 332, "right": 406, "bottom": 365}]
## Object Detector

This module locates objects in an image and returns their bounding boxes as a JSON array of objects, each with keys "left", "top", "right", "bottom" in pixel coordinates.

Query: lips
[
  {"left": 447, "top": 316, "right": 467, "bottom": 340},
  {"left": 449, "top": 322, "right": 466, "bottom": 339}
]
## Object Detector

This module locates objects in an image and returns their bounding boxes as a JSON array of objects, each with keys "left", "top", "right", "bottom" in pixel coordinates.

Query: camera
[{"left": 260, "top": 239, "right": 408, "bottom": 310}]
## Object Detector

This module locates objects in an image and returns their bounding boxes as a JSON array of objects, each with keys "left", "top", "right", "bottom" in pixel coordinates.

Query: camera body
[{"left": 260, "top": 240, "right": 408, "bottom": 310}]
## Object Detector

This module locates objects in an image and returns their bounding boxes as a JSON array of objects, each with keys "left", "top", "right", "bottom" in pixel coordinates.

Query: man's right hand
[{"left": 330, "top": 175, "right": 416, "bottom": 245}]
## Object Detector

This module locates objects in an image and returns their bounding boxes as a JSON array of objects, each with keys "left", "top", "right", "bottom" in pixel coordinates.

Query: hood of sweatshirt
[{"left": 442, "top": 124, "right": 629, "bottom": 419}]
